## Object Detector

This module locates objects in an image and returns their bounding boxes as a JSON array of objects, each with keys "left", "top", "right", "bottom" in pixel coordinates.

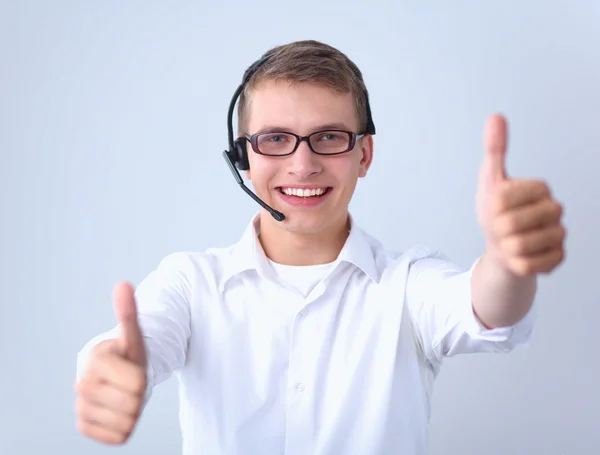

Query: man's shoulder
[
  {"left": 149, "top": 242, "right": 238, "bottom": 282},
  {"left": 358, "top": 227, "right": 449, "bottom": 267}
]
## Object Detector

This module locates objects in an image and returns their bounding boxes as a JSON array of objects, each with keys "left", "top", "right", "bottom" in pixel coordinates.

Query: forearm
[{"left": 471, "top": 250, "right": 537, "bottom": 329}]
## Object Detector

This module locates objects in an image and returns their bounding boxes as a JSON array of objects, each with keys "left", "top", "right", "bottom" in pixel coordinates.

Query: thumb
[
  {"left": 113, "top": 281, "right": 146, "bottom": 366},
  {"left": 481, "top": 113, "right": 509, "bottom": 186}
]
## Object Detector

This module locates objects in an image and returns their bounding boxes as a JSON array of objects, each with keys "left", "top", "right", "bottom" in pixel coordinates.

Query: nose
[{"left": 287, "top": 140, "right": 322, "bottom": 179}]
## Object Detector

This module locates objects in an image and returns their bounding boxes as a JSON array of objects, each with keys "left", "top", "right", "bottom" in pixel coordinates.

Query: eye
[
  {"left": 259, "top": 133, "right": 291, "bottom": 144},
  {"left": 315, "top": 132, "right": 346, "bottom": 142}
]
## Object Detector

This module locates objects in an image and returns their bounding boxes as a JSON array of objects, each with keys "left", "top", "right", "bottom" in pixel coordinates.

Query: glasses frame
[{"left": 245, "top": 129, "right": 365, "bottom": 157}]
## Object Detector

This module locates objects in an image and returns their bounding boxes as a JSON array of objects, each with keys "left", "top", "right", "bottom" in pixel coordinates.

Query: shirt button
[
  {"left": 295, "top": 382, "right": 306, "bottom": 392},
  {"left": 300, "top": 308, "right": 308, "bottom": 316}
]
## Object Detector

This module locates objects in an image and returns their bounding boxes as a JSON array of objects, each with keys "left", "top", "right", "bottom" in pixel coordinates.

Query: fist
[
  {"left": 75, "top": 282, "right": 148, "bottom": 445},
  {"left": 476, "top": 114, "right": 566, "bottom": 277}
]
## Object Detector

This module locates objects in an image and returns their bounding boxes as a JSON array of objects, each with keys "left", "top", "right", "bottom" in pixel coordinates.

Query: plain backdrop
[{"left": 1, "top": 1, "right": 598, "bottom": 454}]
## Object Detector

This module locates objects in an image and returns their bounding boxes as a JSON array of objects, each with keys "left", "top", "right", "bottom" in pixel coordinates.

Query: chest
[
  {"left": 188, "top": 265, "right": 424, "bottom": 394},
  {"left": 179, "top": 266, "right": 432, "bottom": 453}
]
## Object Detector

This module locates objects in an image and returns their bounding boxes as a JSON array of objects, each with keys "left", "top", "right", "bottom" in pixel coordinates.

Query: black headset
[{"left": 222, "top": 52, "right": 376, "bottom": 222}]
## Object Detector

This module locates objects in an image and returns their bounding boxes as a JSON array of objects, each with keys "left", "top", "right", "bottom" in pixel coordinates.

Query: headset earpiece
[{"left": 233, "top": 138, "right": 250, "bottom": 171}]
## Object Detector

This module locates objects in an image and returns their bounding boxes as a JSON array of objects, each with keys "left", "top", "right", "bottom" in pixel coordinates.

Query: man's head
[{"left": 238, "top": 40, "right": 374, "bottom": 236}]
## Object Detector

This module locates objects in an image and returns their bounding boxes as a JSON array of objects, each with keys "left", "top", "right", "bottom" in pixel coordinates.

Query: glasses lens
[
  {"left": 309, "top": 131, "right": 351, "bottom": 154},
  {"left": 256, "top": 133, "right": 297, "bottom": 156}
]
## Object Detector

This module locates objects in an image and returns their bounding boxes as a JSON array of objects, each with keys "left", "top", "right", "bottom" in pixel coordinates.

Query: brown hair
[{"left": 237, "top": 40, "right": 369, "bottom": 135}]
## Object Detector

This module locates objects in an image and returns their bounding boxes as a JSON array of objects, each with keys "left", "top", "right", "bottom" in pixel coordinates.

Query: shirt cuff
[{"left": 457, "top": 257, "right": 537, "bottom": 350}]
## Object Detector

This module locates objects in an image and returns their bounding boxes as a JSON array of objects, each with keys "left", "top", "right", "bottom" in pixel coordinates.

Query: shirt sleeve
[
  {"left": 405, "top": 249, "right": 537, "bottom": 368},
  {"left": 76, "top": 252, "right": 193, "bottom": 405}
]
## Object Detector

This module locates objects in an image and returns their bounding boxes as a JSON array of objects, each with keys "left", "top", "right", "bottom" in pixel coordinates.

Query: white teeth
[{"left": 281, "top": 187, "right": 327, "bottom": 197}]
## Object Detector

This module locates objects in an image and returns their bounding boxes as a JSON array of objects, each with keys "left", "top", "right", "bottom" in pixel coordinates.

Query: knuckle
[
  {"left": 92, "top": 339, "right": 115, "bottom": 356},
  {"left": 544, "top": 252, "right": 562, "bottom": 273},
  {"left": 114, "top": 433, "right": 129, "bottom": 445},
  {"left": 107, "top": 429, "right": 129, "bottom": 445},
  {"left": 536, "top": 180, "right": 551, "bottom": 195},
  {"left": 75, "top": 396, "right": 91, "bottom": 417},
  {"left": 87, "top": 353, "right": 107, "bottom": 373},
  {"left": 118, "top": 393, "right": 137, "bottom": 415},
  {"left": 505, "top": 236, "right": 526, "bottom": 254},
  {"left": 76, "top": 417, "right": 129, "bottom": 445},
  {"left": 124, "top": 415, "right": 137, "bottom": 431},
  {"left": 544, "top": 200, "right": 562, "bottom": 220},
  {"left": 129, "top": 397, "right": 143, "bottom": 416},
  {"left": 492, "top": 191, "right": 508, "bottom": 212},
  {"left": 77, "top": 376, "right": 97, "bottom": 395},
  {"left": 503, "top": 214, "right": 519, "bottom": 234},
  {"left": 75, "top": 378, "right": 88, "bottom": 394},
  {"left": 78, "top": 382, "right": 103, "bottom": 406},
  {"left": 555, "top": 202, "right": 564, "bottom": 217},
  {"left": 76, "top": 418, "right": 91, "bottom": 436}
]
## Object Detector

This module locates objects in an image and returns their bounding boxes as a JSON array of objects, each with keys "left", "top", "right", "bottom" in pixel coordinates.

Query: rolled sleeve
[
  {"left": 406, "top": 250, "right": 537, "bottom": 367},
  {"left": 442, "top": 257, "right": 536, "bottom": 352}
]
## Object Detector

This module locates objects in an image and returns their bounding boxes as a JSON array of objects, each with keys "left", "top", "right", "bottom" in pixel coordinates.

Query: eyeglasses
[{"left": 245, "top": 129, "right": 365, "bottom": 157}]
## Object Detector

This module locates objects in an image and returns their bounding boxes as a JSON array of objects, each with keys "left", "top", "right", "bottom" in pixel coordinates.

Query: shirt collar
[
  {"left": 219, "top": 216, "right": 266, "bottom": 291},
  {"left": 220, "top": 214, "right": 380, "bottom": 291},
  {"left": 337, "top": 214, "right": 380, "bottom": 283}
]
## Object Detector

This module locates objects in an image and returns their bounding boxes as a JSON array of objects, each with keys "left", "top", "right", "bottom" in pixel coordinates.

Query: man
[{"left": 74, "top": 40, "right": 565, "bottom": 454}]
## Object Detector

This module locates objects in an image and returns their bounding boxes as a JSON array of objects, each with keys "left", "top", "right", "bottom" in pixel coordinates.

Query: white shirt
[
  {"left": 76, "top": 215, "right": 536, "bottom": 455},
  {"left": 268, "top": 258, "right": 335, "bottom": 297}
]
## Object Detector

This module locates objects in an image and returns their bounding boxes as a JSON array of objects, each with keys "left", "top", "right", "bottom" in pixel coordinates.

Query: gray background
[{"left": 1, "top": 1, "right": 598, "bottom": 454}]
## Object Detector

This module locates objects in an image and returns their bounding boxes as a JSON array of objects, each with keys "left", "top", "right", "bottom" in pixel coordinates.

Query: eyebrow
[{"left": 254, "top": 122, "right": 353, "bottom": 133}]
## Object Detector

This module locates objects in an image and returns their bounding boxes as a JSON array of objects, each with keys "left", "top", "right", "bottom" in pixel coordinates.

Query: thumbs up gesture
[
  {"left": 476, "top": 114, "right": 566, "bottom": 277},
  {"left": 75, "top": 282, "right": 148, "bottom": 445}
]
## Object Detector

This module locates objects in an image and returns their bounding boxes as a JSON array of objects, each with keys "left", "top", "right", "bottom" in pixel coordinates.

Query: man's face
[{"left": 244, "top": 80, "right": 373, "bottom": 235}]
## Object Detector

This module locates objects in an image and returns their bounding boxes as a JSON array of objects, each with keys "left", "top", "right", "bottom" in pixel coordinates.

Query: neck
[{"left": 258, "top": 212, "right": 350, "bottom": 266}]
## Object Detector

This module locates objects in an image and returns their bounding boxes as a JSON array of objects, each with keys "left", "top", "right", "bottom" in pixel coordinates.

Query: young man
[{"left": 74, "top": 40, "right": 566, "bottom": 454}]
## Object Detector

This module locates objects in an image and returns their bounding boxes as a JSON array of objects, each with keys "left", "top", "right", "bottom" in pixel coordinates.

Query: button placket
[{"left": 285, "top": 298, "right": 315, "bottom": 455}]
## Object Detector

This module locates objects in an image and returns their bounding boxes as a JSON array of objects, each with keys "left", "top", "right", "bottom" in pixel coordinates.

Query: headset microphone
[
  {"left": 222, "top": 50, "right": 375, "bottom": 223},
  {"left": 222, "top": 149, "right": 286, "bottom": 221}
]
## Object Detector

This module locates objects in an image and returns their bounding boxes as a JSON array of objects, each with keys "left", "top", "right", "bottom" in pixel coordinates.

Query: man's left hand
[{"left": 475, "top": 114, "right": 566, "bottom": 277}]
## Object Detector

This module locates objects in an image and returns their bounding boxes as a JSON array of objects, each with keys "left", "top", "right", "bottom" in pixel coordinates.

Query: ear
[
  {"left": 358, "top": 134, "right": 374, "bottom": 178},
  {"left": 245, "top": 169, "right": 251, "bottom": 180}
]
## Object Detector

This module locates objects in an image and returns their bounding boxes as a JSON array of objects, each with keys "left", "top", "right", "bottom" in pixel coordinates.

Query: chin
[
  {"left": 279, "top": 210, "right": 345, "bottom": 236},
  {"left": 281, "top": 220, "right": 323, "bottom": 235}
]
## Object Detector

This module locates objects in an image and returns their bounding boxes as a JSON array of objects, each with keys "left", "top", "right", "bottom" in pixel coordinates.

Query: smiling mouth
[{"left": 277, "top": 187, "right": 331, "bottom": 198}]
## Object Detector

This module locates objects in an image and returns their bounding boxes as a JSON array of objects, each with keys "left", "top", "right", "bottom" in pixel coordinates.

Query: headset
[{"left": 222, "top": 52, "right": 376, "bottom": 222}]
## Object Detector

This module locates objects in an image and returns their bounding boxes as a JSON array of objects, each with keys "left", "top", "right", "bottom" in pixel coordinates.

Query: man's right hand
[{"left": 75, "top": 282, "right": 148, "bottom": 445}]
